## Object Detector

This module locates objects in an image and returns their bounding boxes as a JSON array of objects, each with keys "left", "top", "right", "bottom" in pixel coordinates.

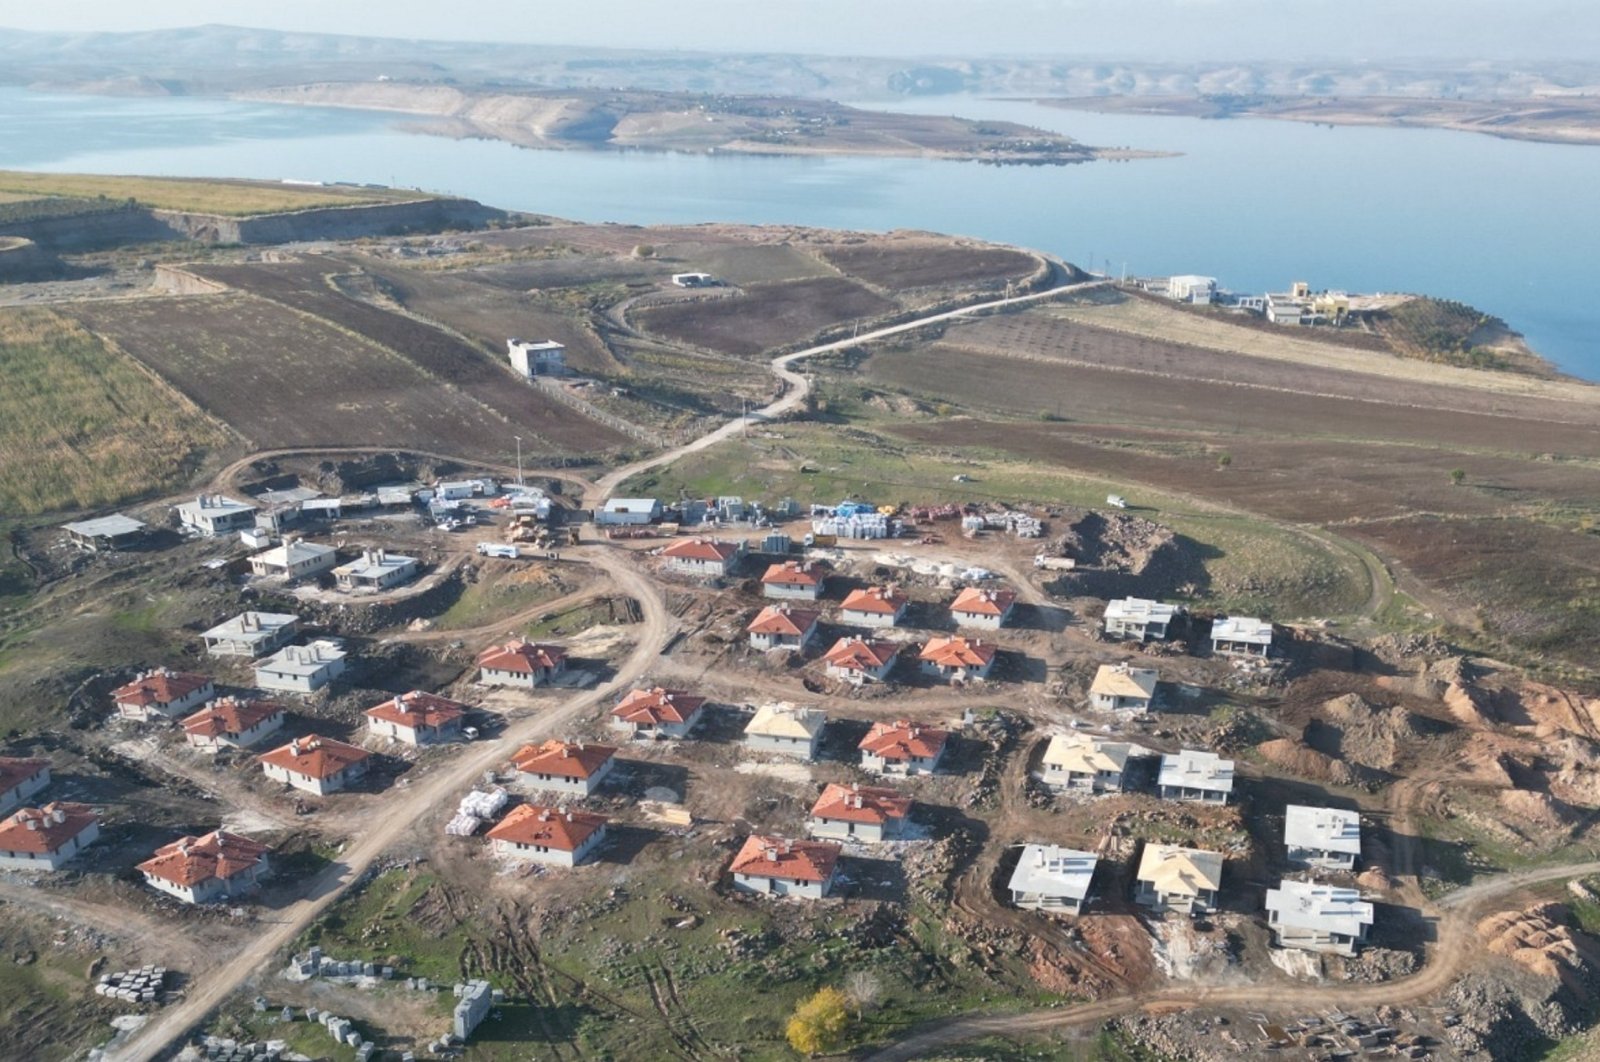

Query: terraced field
[{"left": 634, "top": 276, "right": 895, "bottom": 357}]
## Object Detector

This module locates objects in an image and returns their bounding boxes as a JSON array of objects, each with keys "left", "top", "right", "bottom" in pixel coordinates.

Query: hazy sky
[{"left": 5, "top": 0, "right": 1598, "bottom": 61}]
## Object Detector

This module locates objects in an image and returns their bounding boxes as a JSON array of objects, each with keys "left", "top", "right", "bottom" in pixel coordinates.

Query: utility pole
[{"left": 514, "top": 435, "right": 524, "bottom": 487}]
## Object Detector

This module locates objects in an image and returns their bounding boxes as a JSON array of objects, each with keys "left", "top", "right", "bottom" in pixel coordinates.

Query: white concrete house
[
  {"left": 594, "top": 498, "right": 662, "bottom": 526},
  {"left": 182, "top": 698, "right": 286, "bottom": 753},
  {"left": 1158, "top": 749, "right": 1235, "bottom": 804},
  {"left": 477, "top": 640, "right": 568, "bottom": 689},
  {"left": 110, "top": 669, "right": 216, "bottom": 721},
  {"left": 859, "top": 719, "right": 949, "bottom": 777},
  {"left": 258, "top": 735, "right": 371, "bottom": 796},
  {"left": 203, "top": 612, "right": 299, "bottom": 658},
  {"left": 1088, "top": 664, "right": 1158, "bottom": 712},
  {"left": 365, "top": 691, "right": 467, "bottom": 746},
  {"left": 507, "top": 338, "right": 566, "bottom": 377},
  {"left": 511, "top": 741, "right": 618, "bottom": 798},
  {"left": 1212, "top": 616, "right": 1273, "bottom": 657},
  {"left": 762, "top": 561, "right": 826, "bottom": 601},
  {"left": 334, "top": 549, "right": 419, "bottom": 592},
  {"left": 1102, "top": 598, "right": 1178, "bottom": 642},
  {"left": 744, "top": 703, "right": 826, "bottom": 761},
  {"left": 177, "top": 494, "right": 257, "bottom": 536},
  {"left": 137, "top": 831, "right": 271, "bottom": 905},
  {"left": 0, "top": 803, "right": 99, "bottom": 871},
  {"left": 249, "top": 539, "right": 337, "bottom": 581},
  {"left": 839, "top": 585, "right": 908, "bottom": 628},
  {"left": 254, "top": 640, "right": 347, "bottom": 695},
  {"left": 746, "top": 605, "right": 821, "bottom": 652},
  {"left": 730, "top": 835, "right": 840, "bottom": 899},
  {"left": 1284, "top": 805, "right": 1362, "bottom": 871},
  {"left": 0, "top": 758, "right": 51, "bottom": 814},
  {"left": 1265, "top": 881, "right": 1374, "bottom": 956},
  {"left": 488, "top": 805, "right": 607, "bottom": 868},
  {"left": 1040, "top": 733, "right": 1132, "bottom": 794},
  {"left": 660, "top": 537, "right": 745, "bottom": 578},
  {"left": 807, "top": 783, "right": 911, "bottom": 844},
  {"left": 821, "top": 637, "right": 900, "bottom": 684},
  {"left": 950, "top": 586, "right": 1017, "bottom": 630},
  {"left": 1009, "top": 845, "right": 1099, "bottom": 914},
  {"left": 62, "top": 514, "right": 147, "bottom": 552},
  {"left": 1135, "top": 844, "right": 1223, "bottom": 915}
]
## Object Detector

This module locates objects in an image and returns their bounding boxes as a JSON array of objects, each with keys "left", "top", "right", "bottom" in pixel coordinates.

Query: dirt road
[{"left": 110, "top": 546, "right": 672, "bottom": 1062}]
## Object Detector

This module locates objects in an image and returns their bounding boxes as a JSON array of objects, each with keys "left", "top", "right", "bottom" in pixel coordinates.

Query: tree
[
  {"left": 786, "top": 986, "right": 850, "bottom": 1056},
  {"left": 1449, "top": 468, "right": 1466, "bottom": 486},
  {"left": 843, "top": 970, "right": 882, "bottom": 1016},
  {"left": 1216, "top": 452, "right": 1232, "bottom": 469}
]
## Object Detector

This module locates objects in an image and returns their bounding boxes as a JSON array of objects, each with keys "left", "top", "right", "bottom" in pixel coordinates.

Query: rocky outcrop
[{"left": 0, "top": 236, "right": 61, "bottom": 280}]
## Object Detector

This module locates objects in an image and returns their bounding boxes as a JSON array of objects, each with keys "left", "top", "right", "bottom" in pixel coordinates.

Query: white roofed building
[
  {"left": 254, "top": 640, "right": 347, "bottom": 695},
  {"left": 1284, "top": 805, "right": 1362, "bottom": 871},
  {"left": 1158, "top": 749, "right": 1235, "bottom": 804},
  {"left": 249, "top": 539, "right": 337, "bottom": 581},
  {"left": 203, "top": 612, "right": 299, "bottom": 658},
  {"left": 62, "top": 514, "right": 147, "bottom": 552},
  {"left": 594, "top": 498, "right": 662, "bottom": 526},
  {"left": 334, "top": 549, "right": 419, "bottom": 592},
  {"left": 1088, "top": 664, "right": 1158, "bottom": 712},
  {"left": 1265, "top": 881, "right": 1374, "bottom": 955},
  {"left": 1103, "top": 598, "right": 1178, "bottom": 642},
  {"left": 744, "top": 703, "right": 827, "bottom": 760},
  {"left": 1212, "top": 616, "right": 1273, "bottom": 658},
  {"left": 507, "top": 338, "right": 566, "bottom": 377},
  {"left": 1008, "top": 844, "right": 1099, "bottom": 914},
  {"left": 177, "top": 495, "right": 256, "bottom": 536}
]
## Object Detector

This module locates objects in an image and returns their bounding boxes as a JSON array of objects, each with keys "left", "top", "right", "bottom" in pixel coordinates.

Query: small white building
[
  {"left": 660, "top": 537, "right": 745, "bottom": 578},
  {"left": 182, "top": 697, "right": 286, "bottom": 752},
  {"left": 594, "top": 498, "right": 662, "bottom": 526},
  {"left": 1167, "top": 275, "right": 1218, "bottom": 304},
  {"left": 334, "top": 549, "right": 419, "bottom": 592},
  {"left": 1008, "top": 844, "right": 1099, "bottom": 914},
  {"left": 762, "top": 561, "right": 826, "bottom": 601},
  {"left": 1265, "top": 881, "right": 1374, "bottom": 956},
  {"left": 203, "top": 612, "right": 299, "bottom": 658},
  {"left": 477, "top": 640, "right": 568, "bottom": 689},
  {"left": 249, "top": 539, "right": 337, "bottom": 581},
  {"left": 254, "top": 640, "right": 348, "bottom": 695},
  {"left": 0, "top": 758, "right": 51, "bottom": 814},
  {"left": 1088, "top": 663, "right": 1158, "bottom": 712},
  {"left": 730, "top": 835, "right": 840, "bottom": 899},
  {"left": 950, "top": 586, "right": 1017, "bottom": 630},
  {"left": 747, "top": 605, "right": 821, "bottom": 652},
  {"left": 744, "top": 703, "right": 826, "bottom": 761},
  {"left": 110, "top": 669, "right": 216, "bottom": 721},
  {"left": 62, "top": 514, "right": 147, "bottom": 552},
  {"left": 822, "top": 637, "right": 901, "bottom": 684},
  {"left": 1102, "top": 598, "right": 1178, "bottom": 642},
  {"left": 1040, "top": 733, "right": 1132, "bottom": 794},
  {"left": 1158, "top": 749, "right": 1235, "bottom": 804},
  {"left": 364, "top": 691, "right": 468, "bottom": 746},
  {"left": 137, "top": 831, "right": 271, "bottom": 905},
  {"left": 1212, "top": 616, "right": 1273, "bottom": 658},
  {"left": 859, "top": 719, "right": 949, "bottom": 777},
  {"left": 807, "top": 783, "right": 911, "bottom": 844},
  {"left": 507, "top": 338, "right": 566, "bottom": 377},
  {"left": 511, "top": 740, "right": 618, "bottom": 797},
  {"left": 1284, "top": 805, "right": 1362, "bottom": 871},
  {"left": 258, "top": 735, "right": 371, "bottom": 796},
  {"left": 488, "top": 804, "right": 607, "bottom": 868},
  {"left": 1135, "top": 843, "right": 1223, "bottom": 915},
  {"left": 177, "top": 495, "right": 257, "bottom": 536},
  {"left": 0, "top": 803, "right": 100, "bottom": 871},
  {"left": 839, "top": 585, "right": 909, "bottom": 628},
  {"left": 918, "top": 636, "right": 997, "bottom": 683}
]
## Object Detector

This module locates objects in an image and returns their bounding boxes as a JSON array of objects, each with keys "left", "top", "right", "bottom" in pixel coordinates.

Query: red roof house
[
  {"left": 762, "top": 560, "right": 826, "bottom": 600},
  {"left": 0, "top": 756, "right": 51, "bottom": 814},
  {"left": 950, "top": 586, "right": 1017, "bottom": 629},
  {"left": 0, "top": 802, "right": 100, "bottom": 871},
  {"left": 859, "top": 719, "right": 951, "bottom": 776},
  {"left": 111, "top": 669, "right": 216, "bottom": 721},
  {"left": 487, "top": 804, "right": 608, "bottom": 866},
  {"left": 477, "top": 640, "right": 568, "bottom": 689},
  {"left": 258, "top": 734, "right": 371, "bottom": 795},
  {"left": 183, "top": 697, "right": 285, "bottom": 752},
  {"left": 821, "top": 637, "right": 901, "bottom": 684},
  {"left": 137, "top": 830, "right": 271, "bottom": 904},
  {"left": 840, "top": 585, "right": 909, "bottom": 627},
  {"left": 660, "top": 537, "right": 745, "bottom": 577},
  {"left": 747, "top": 605, "right": 821, "bottom": 652},
  {"left": 611, "top": 687, "right": 706, "bottom": 739},
  {"left": 918, "top": 636, "right": 998, "bottom": 682},
  {"left": 512, "top": 740, "right": 618, "bottom": 796},
  {"left": 730, "top": 835, "right": 841, "bottom": 898},
  {"left": 365, "top": 690, "right": 468, "bottom": 745},
  {"left": 807, "top": 783, "right": 912, "bottom": 842}
]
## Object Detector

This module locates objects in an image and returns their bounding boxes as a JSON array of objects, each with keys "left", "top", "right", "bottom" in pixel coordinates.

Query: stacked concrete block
[
  {"left": 453, "top": 978, "right": 494, "bottom": 1040},
  {"left": 95, "top": 966, "right": 167, "bottom": 1005}
]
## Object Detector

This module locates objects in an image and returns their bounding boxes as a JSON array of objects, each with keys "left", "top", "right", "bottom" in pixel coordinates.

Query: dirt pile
[
  {"left": 1496, "top": 789, "right": 1576, "bottom": 833},
  {"left": 1511, "top": 680, "right": 1600, "bottom": 741},
  {"left": 1478, "top": 904, "right": 1600, "bottom": 985},
  {"left": 1544, "top": 735, "right": 1600, "bottom": 806},
  {"left": 1055, "top": 510, "right": 1199, "bottom": 599},
  {"left": 1255, "top": 737, "right": 1357, "bottom": 786},
  {"left": 1305, "top": 693, "right": 1436, "bottom": 776}
]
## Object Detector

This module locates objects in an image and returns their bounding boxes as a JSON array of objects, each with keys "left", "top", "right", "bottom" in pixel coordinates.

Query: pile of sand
[
  {"left": 1311, "top": 694, "right": 1429, "bottom": 774},
  {"left": 1497, "top": 789, "right": 1576, "bottom": 833},
  {"left": 1256, "top": 737, "right": 1357, "bottom": 786},
  {"left": 1444, "top": 680, "right": 1500, "bottom": 729},
  {"left": 1478, "top": 903, "right": 1600, "bottom": 985},
  {"left": 1512, "top": 681, "right": 1600, "bottom": 741}
]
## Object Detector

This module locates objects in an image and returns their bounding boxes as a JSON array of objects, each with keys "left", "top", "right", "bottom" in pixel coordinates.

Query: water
[{"left": 2, "top": 87, "right": 1596, "bottom": 376}]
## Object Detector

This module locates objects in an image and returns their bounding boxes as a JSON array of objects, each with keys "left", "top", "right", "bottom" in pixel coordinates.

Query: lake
[{"left": 2, "top": 87, "right": 1595, "bottom": 376}]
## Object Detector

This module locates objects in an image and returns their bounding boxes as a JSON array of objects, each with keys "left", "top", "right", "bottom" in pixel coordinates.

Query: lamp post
[{"left": 514, "top": 435, "right": 524, "bottom": 487}]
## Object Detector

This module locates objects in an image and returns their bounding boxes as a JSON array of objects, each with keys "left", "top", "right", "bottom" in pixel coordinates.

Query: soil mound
[
  {"left": 1513, "top": 681, "right": 1600, "bottom": 741},
  {"left": 1307, "top": 694, "right": 1431, "bottom": 774},
  {"left": 1478, "top": 904, "right": 1600, "bottom": 985},
  {"left": 1256, "top": 737, "right": 1356, "bottom": 786},
  {"left": 1497, "top": 789, "right": 1576, "bottom": 833}
]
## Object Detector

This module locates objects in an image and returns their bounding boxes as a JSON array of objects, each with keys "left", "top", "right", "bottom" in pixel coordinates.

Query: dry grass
[
  {"left": 0, "top": 172, "right": 427, "bottom": 216},
  {"left": 0, "top": 308, "right": 234, "bottom": 514}
]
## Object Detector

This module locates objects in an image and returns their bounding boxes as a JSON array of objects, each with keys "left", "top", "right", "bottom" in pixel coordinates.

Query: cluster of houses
[{"left": 1102, "top": 596, "right": 1274, "bottom": 659}]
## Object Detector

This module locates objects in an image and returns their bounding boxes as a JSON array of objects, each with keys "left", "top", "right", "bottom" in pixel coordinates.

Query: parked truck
[
  {"left": 1034, "top": 554, "right": 1076, "bottom": 572},
  {"left": 476, "top": 542, "right": 520, "bottom": 559}
]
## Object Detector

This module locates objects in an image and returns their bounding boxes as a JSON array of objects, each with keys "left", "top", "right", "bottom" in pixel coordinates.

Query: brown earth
[
  {"left": 815, "top": 238, "right": 1041, "bottom": 293},
  {"left": 634, "top": 276, "right": 896, "bottom": 357}
]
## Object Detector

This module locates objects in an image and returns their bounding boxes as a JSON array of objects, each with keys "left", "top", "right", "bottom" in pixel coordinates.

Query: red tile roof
[
  {"left": 0, "top": 756, "right": 49, "bottom": 794},
  {"left": 512, "top": 740, "right": 617, "bottom": 780},
  {"left": 612, "top": 687, "right": 706, "bottom": 726},
  {"left": 859, "top": 719, "right": 950, "bottom": 762},
  {"left": 762, "top": 560, "right": 824, "bottom": 587},
  {"left": 822, "top": 637, "right": 901, "bottom": 673},
  {"left": 137, "top": 830, "right": 270, "bottom": 887},
  {"left": 0, "top": 802, "right": 97, "bottom": 854},
  {"left": 918, "top": 636, "right": 998, "bottom": 669},
  {"left": 477, "top": 640, "right": 567, "bottom": 674},
  {"left": 111, "top": 669, "right": 212, "bottom": 708},
  {"left": 809, "top": 783, "right": 912, "bottom": 826},
  {"left": 746, "top": 605, "right": 821, "bottom": 636},
  {"left": 183, "top": 697, "right": 283, "bottom": 740},
  {"left": 258, "top": 734, "right": 370, "bottom": 780},
  {"left": 841, "top": 585, "right": 908, "bottom": 614},
  {"left": 487, "top": 804, "right": 607, "bottom": 852},
  {"left": 730, "top": 834, "right": 840, "bottom": 884},
  {"left": 365, "top": 690, "right": 468, "bottom": 730},
  {"left": 661, "top": 537, "right": 743, "bottom": 562},
  {"left": 951, "top": 586, "right": 1017, "bottom": 617}
]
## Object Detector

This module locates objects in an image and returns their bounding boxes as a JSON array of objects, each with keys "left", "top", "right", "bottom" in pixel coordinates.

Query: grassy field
[
  {"left": 433, "top": 565, "right": 577, "bottom": 631},
  {"left": 0, "top": 307, "right": 234, "bottom": 514},
  {"left": 634, "top": 277, "right": 895, "bottom": 357},
  {"left": 0, "top": 171, "right": 429, "bottom": 216}
]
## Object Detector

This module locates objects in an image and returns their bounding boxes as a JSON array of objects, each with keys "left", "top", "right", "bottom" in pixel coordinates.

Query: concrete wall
[
  {"left": 732, "top": 873, "right": 828, "bottom": 899},
  {"left": 493, "top": 825, "right": 605, "bottom": 867},
  {"left": 1012, "top": 891, "right": 1084, "bottom": 914},
  {"left": 953, "top": 609, "right": 1007, "bottom": 631},
  {"left": 763, "top": 583, "right": 821, "bottom": 601},
  {"left": 841, "top": 608, "right": 901, "bottom": 628},
  {"left": 264, "top": 761, "right": 365, "bottom": 795},
  {"left": 745, "top": 732, "right": 819, "bottom": 761},
  {"left": 808, "top": 817, "right": 888, "bottom": 844},
  {"left": 1, "top": 768, "right": 52, "bottom": 814}
]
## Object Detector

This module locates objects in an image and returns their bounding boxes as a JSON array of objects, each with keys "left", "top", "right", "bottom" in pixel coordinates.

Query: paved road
[{"left": 111, "top": 548, "right": 672, "bottom": 1062}]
